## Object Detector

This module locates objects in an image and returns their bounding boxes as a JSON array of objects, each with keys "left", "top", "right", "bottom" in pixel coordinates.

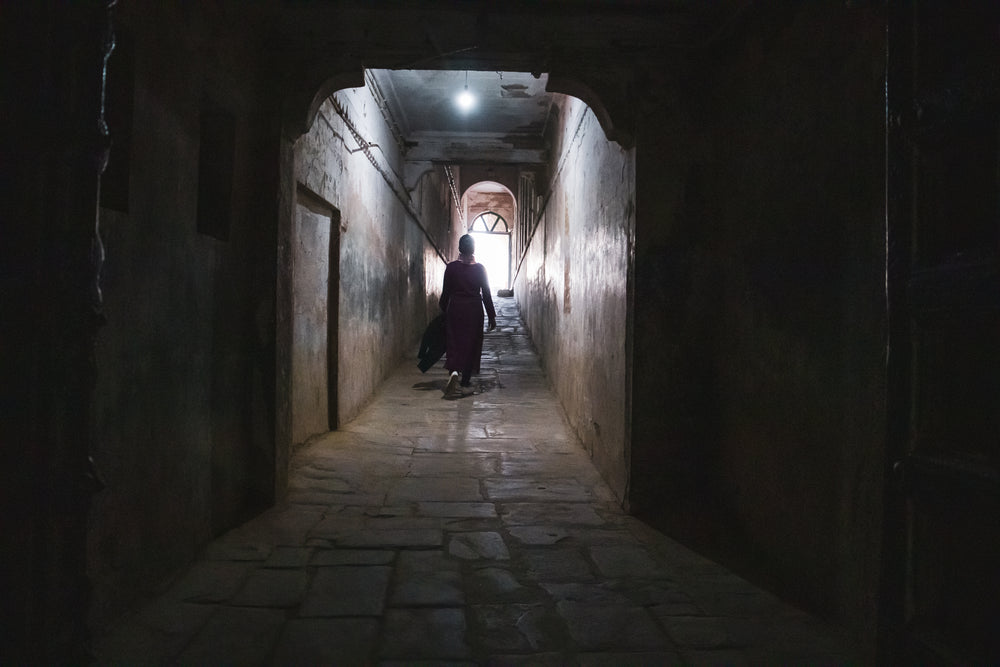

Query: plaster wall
[
  {"left": 515, "top": 96, "right": 634, "bottom": 502},
  {"left": 460, "top": 165, "right": 521, "bottom": 202},
  {"left": 293, "top": 89, "right": 450, "bottom": 433},
  {"left": 629, "top": 3, "right": 886, "bottom": 649},
  {"left": 466, "top": 190, "right": 516, "bottom": 228},
  {"left": 88, "top": 2, "right": 276, "bottom": 629},
  {"left": 414, "top": 170, "right": 451, "bottom": 315}
]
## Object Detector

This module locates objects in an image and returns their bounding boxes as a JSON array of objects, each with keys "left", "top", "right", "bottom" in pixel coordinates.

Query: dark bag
[{"left": 417, "top": 314, "right": 447, "bottom": 372}]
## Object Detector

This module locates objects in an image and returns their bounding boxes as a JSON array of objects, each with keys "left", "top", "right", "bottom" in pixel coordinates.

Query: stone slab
[
  {"left": 576, "top": 651, "right": 686, "bottom": 666},
  {"left": 386, "top": 477, "right": 484, "bottom": 503},
  {"left": 390, "top": 569, "right": 464, "bottom": 606},
  {"left": 272, "top": 618, "right": 379, "bottom": 665},
  {"left": 448, "top": 531, "right": 511, "bottom": 560},
  {"left": 464, "top": 566, "right": 536, "bottom": 603},
  {"left": 507, "top": 526, "right": 570, "bottom": 545},
  {"left": 391, "top": 550, "right": 464, "bottom": 606},
  {"left": 588, "top": 545, "right": 663, "bottom": 578},
  {"left": 485, "top": 478, "right": 593, "bottom": 502},
  {"left": 500, "top": 503, "right": 605, "bottom": 527},
  {"left": 418, "top": 501, "right": 498, "bottom": 518},
  {"left": 231, "top": 568, "right": 309, "bottom": 608},
  {"left": 173, "top": 607, "right": 285, "bottom": 665},
  {"left": 310, "top": 548, "right": 395, "bottom": 566},
  {"left": 470, "top": 603, "right": 567, "bottom": 652},
  {"left": 165, "top": 560, "right": 252, "bottom": 603},
  {"left": 300, "top": 566, "right": 391, "bottom": 616},
  {"left": 522, "top": 549, "right": 594, "bottom": 581},
  {"left": 336, "top": 528, "right": 443, "bottom": 547},
  {"left": 93, "top": 601, "right": 215, "bottom": 664},
  {"left": 379, "top": 608, "right": 471, "bottom": 660},
  {"left": 264, "top": 546, "right": 313, "bottom": 568},
  {"left": 556, "top": 602, "right": 669, "bottom": 651},
  {"left": 410, "top": 453, "right": 500, "bottom": 476}
]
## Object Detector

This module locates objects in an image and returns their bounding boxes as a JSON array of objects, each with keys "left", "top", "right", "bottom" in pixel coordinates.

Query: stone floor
[{"left": 93, "top": 297, "right": 862, "bottom": 665}]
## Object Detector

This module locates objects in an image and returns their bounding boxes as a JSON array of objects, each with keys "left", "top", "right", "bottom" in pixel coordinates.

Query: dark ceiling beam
[
  {"left": 405, "top": 142, "right": 548, "bottom": 165},
  {"left": 269, "top": 0, "right": 753, "bottom": 145}
]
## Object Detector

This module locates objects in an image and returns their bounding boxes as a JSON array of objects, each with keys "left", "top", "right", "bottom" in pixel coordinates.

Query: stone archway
[{"left": 462, "top": 182, "right": 516, "bottom": 291}]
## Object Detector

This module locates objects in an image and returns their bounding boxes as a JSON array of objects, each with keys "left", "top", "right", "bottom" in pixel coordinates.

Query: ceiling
[
  {"left": 273, "top": 1, "right": 753, "bottom": 151},
  {"left": 368, "top": 69, "right": 556, "bottom": 164}
]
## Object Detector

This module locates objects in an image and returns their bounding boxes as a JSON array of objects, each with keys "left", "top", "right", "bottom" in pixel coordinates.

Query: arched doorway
[
  {"left": 469, "top": 211, "right": 511, "bottom": 291},
  {"left": 462, "top": 180, "right": 516, "bottom": 292}
]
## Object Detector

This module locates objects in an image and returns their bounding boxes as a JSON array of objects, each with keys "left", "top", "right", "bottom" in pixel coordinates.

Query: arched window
[
  {"left": 468, "top": 211, "right": 511, "bottom": 290},
  {"left": 470, "top": 211, "right": 509, "bottom": 234}
]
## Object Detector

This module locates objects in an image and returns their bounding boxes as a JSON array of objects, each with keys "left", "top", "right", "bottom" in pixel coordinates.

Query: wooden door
[{"left": 884, "top": 1, "right": 1000, "bottom": 663}]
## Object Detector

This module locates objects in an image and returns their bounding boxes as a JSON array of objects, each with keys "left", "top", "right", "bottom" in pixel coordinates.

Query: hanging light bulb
[{"left": 456, "top": 71, "right": 476, "bottom": 112}]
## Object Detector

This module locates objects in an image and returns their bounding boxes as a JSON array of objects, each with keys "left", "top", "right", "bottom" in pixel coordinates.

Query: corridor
[{"left": 94, "top": 298, "right": 859, "bottom": 665}]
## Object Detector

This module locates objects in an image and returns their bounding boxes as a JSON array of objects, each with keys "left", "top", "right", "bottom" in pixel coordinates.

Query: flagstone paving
[{"left": 93, "top": 297, "right": 861, "bottom": 665}]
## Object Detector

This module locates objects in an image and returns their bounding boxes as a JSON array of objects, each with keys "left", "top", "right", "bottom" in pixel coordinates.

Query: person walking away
[{"left": 439, "top": 234, "right": 496, "bottom": 395}]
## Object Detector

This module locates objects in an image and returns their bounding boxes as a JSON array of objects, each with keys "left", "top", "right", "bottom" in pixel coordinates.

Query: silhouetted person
[{"left": 439, "top": 234, "right": 496, "bottom": 395}]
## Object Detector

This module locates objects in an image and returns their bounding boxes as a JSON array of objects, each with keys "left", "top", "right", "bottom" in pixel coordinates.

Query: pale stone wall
[
  {"left": 293, "top": 90, "right": 450, "bottom": 434},
  {"left": 515, "top": 95, "right": 635, "bottom": 503}
]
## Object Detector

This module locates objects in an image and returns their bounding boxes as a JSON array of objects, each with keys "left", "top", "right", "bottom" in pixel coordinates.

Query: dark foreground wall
[
  {"left": 87, "top": 3, "right": 278, "bottom": 630},
  {"left": 516, "top": 95, "right": 634, "bottom": 502},
  {"left": 3, "top": 2, "right": 123, "bottom": 660},
  {"left": 630, "top": 3, "right": 886, "bottom": 650}
]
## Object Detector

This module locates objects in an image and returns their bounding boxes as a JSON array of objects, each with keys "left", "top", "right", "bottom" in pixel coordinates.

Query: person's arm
[
  {"left": 439, "top": 264, "right": 452, "bottom": 312},
  {"left": 479, "top": 265, "right": 497, "bottom": 330}
]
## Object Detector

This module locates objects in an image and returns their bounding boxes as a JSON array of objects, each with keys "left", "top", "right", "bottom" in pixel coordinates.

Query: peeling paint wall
[
  {"left": 466, "top": 189, "right": 515, "bottom": 227},
  {"left": 292, "top": 89, "right": 450, "bottom": 437},
  {"left": 515, "top": 96, "right": 634, "bottom": 502}
]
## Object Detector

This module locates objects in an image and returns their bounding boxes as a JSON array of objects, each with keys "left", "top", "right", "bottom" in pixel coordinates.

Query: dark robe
[{"left": 439, "top": 260, "right": 496, "bottom": 375}]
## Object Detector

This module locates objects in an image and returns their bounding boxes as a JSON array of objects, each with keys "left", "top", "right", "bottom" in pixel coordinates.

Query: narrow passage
[{"left": 96, "top": 298, "right": 858, "bottom": 664}]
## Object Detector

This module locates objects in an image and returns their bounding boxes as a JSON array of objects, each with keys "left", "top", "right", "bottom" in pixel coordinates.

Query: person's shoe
[{"left": 444, "top": 371, "right": 460, "bottom": 396}]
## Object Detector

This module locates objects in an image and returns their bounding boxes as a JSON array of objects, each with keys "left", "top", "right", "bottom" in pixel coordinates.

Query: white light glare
[{"left": 456, "top": 89, "right": 476, "bottom": 112}]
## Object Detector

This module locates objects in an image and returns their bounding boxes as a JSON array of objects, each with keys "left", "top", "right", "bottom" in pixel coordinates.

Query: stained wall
[
  {"left": 515, "top": 95, "right": 635, "bottom": 502},
  {"left": 289, "top": 89, "right": 451, "bottom": 444}
]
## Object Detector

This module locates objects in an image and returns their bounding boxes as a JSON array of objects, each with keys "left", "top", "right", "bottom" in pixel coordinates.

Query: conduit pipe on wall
[
  {"left": 444, "top": 165, "right": 462, "bottom": 213},
  {"left": 327, "top": 94, "right": 446, "bottom": 262},
  {"left": 364, "top": 69, "right": 408, "bottom": 157}
]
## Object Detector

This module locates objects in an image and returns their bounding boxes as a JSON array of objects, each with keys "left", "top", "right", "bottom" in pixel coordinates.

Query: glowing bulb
[{"left": 456, "top": 89, "right": 476, "bottom": 112}]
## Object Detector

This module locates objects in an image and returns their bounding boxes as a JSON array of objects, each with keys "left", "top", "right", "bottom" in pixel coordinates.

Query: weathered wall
[
  {"left": 88, "top": 2, "right": 277, "bottom": 630},
  {"left": 630, "top": 3, "right": 886, "bottom": 650},
  {"left": 410, "top": 165, "right": 451, "bottom": 315},
  {"left": 460, "top": 165, "right": 520, "bottom": 201},
  {"left": 291, "top": 90, "right": 450, "bottom": 437},
  {"left": 466, "top": 188, "right": 516, "bottom": 227},
  {"left": 515, "top": 96, "right": 634, "bottom": 502}
]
